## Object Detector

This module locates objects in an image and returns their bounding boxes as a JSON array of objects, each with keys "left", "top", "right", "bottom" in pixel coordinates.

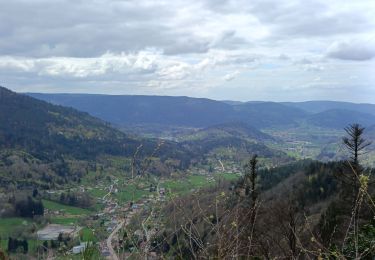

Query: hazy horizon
[{"left": 17, "top": 90, "right": 375, "bottom": 105}]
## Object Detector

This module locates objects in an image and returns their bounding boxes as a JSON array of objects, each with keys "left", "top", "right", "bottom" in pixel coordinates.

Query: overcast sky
[{"left": 1, "top": 0, "right": 375, "bottom": 102}]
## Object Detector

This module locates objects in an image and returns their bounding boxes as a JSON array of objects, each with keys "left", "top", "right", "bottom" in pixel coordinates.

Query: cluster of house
[
  {"left": 104, "top": 218, "right": 118, "bottom": 233},
  {"left": 99, "top": 241, "right": 111, "bottom": 257}
]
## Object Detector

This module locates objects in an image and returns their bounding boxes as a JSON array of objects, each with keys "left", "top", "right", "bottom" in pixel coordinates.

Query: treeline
[
  {"left": 2, "top": 195, "right": 44, "bottom": 218},
  {"left": 299, "top": 160, "right": 339, "bottom": 205},
  {"left": 15, "top": 196, "right": 44, "bottom": 218},
  {"left": 7, "top": 238, "right": 28, "bottom": 254},
  {"left": 257, "top": 159, "right": 313, "bottom": 190},
  {"left": 58, "top": 191, "right": 93, "bottom": 209}
]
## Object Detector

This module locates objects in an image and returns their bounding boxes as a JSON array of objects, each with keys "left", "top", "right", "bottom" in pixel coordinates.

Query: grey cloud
[
  {"left": 270, "top": 8, "right": 367, "bottom": 37},
  {"left": 0, "top": 0, "right": 375, "bottom": 102},
  {"left": 163, "top": 38, "right": 210, "bottom": 55},
  {"left": 295, "top": 58, "right": 313, "bottom": 65},
  {"left": 2, "top": 0, "right": 373, "bottom": 59},
  {"left": 205, "top": 0, "right": 373, "bottom": 38},
  {"left": 278, "top": 54, "right": 290, "bottom": 60},
  {"left": 0, "top": 0, "right": 210, "bottom": 57},
  {"left": 211, "top": 30, "right": 249, "bottom": 50},
  {"left": 326, "top": 40, "right": 375, "bottom": 61},
  {"left": 202, "top": 0, "right": 232, "bottom": 13}
]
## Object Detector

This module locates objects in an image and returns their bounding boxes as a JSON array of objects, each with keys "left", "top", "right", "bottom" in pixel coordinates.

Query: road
[
  {"left": 102, "top": 184, "right": 113, "bottom": 200},
  {"left": 218, "top": 159, "right": 225, "bottom": 171},
  {"left": 106, "top": 219, "right": 125, "bottom": 260}
]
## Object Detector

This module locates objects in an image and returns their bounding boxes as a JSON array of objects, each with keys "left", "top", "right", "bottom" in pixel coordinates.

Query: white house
[{"left": 73, "top": 242, "right": 87, "bottom": 254}]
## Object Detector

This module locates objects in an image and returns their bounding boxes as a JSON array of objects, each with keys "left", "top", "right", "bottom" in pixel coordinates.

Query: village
[
  {"left": 29, "top": 161, "right": 241, "bottom": 259},
  {"left": 33, "top": 172, "right": 172, "bottom": 258}
]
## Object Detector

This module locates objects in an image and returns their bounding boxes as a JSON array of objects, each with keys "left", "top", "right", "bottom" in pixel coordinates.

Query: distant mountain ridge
[
  {"left": 232, "top": 102, "right": 307, "bottom": 127},
  {"left": 306, "top": 109, "right": 375, "bottom": 129},
  {"left": 28, "top": 93, "right": 237, "bottom": 127},
  {"left": 282, "top": 100, "right": 375, "bottom": 115},
  {"left": 28, "top": 93, "right": 309, "bottom": 128},
  {"left": 28, "top": 93, "right": 375, "bottom": 130}
]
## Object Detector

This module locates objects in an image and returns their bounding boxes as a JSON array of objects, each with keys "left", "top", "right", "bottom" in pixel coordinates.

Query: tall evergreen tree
[
  {"left": 244, "top": 154, "right": 258, "bottom": 226},
  {"left": 340, "top": 124, "right": 371, "bottom": 207}
]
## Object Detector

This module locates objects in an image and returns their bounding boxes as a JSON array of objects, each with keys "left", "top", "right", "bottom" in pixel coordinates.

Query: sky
[{"left": 0, "top": 0, "right": 375, "bottom": 102}]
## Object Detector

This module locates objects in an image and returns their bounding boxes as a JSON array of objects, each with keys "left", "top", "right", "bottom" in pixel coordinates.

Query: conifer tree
[{"left": 340, "top": 124, "right": 371, "bottom": 206}]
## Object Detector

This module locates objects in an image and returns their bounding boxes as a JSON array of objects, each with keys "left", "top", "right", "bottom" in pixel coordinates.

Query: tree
[
  {"left": 7, "top": 237, "right": 28, "bottom": 254},
  {"left": 343, "top": 124, "right": 371, "bottom": 167},
  {"left": 60, "top": 193, "right": 66, "bottom": 203},
  {"left": 22, "top": 239, "right": 28, "bottom": 254},
  {"left": 244, "top": 154, "right": 258, "bottom": 208},
  {"left": 320, "top": 123, "right": 374, "bottom": 257},
  {"left": 42, "top": 241, "right": 48, "bottom": 251},
  {"left": 243, "top": 154, "right": 259, "bottom": 231},
  {"left": 265, "top": 196, "right": 303, "bottom": 258},
  {"left": 14, "top": 196, "right": 44, "bottom": 218},
  {"left": 58, "top": 233, "right": 63, "bottom": 243},
  {"left": 340, "top": 124, "right": 371, "bottom": 207},
  {"left": 7, "top": 237, "right": 14, "bottom": 253}
]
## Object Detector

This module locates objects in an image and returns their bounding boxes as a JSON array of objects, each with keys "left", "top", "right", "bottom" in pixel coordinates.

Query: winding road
[{"left": 106, "top": 219, "right": 125, "bottom": 260}]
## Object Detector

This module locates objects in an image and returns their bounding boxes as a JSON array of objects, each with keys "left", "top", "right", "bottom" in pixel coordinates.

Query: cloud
[
  {"left": 303, "top": 64, "right": 325, "bottom": 72},
  {"left": 210, "top": 30, "right": 249, "bottom": 49},
  {"left": 0, "top": 0, "right": 215, "bottom": 57},
  {"left": 0, "top": 49, "right": 258, "bottom": 91},
  {"left": 278, "top": 54, "right": 290, "bottom": 60},
  {"left": 248, "top": 0, "right": 374, "bottom": 38},
  {"left": 0, "top": 51, "right": 160, "bottom": 78},
  {"left": 295, "top": 58, "right": 313, "bottom": 65},
  {"left": 163, "top": 39, "right": 210, "bottom": 55},
  {"left": 223, "top": 71, "right": 240, "bottom": 81},
  {"left": 0, "top": 0, "right": 374, "bottom": 102},
  {"left": 326, "top": 40, "right": 375, "bottom": 61}
]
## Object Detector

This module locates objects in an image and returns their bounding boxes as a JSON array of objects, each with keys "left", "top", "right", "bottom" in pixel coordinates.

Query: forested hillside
[
  {"left": 1, "top": 87, "right": 138, "bottom": 160},
  {"left": 0, "top": 87, "right": 196, "bottom": 190},
  {"left": 133, "top": 125, "right": 375, "bottom": 259}
]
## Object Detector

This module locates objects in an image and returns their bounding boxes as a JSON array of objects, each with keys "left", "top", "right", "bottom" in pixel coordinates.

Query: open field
[
  {"left": 163, "top": 173, "right": 239, "bottom": 195},
  {"left": 42, "top": 200, "right": 92, "bottom": 215},
  {"left": 217, "top": 172, "right": 240, "bottom": 181},
  {"left": 0, "top": 218, "right": 42, "bottom": 253},
  {"left": 80, "top": 227, "right": 98, "bottom": 242},
  {"left": 116, "top": 183, "right": 149, "bottom": 203},
  {"left": 0, "top": 217, "right": 29, "bottom": 238},
  {"left": 88, "top": 188, "right": 108, "bottom": 198}
]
